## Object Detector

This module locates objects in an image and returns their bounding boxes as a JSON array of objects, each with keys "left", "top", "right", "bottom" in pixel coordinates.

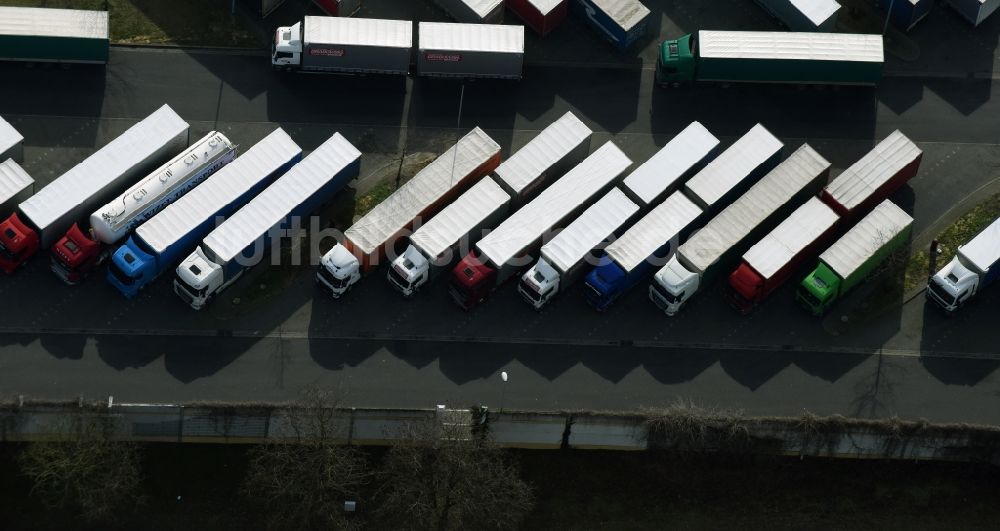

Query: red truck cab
[
  {"left": 448, "top": 252, "right": 497, "bottom": 310},
  {"left": 0, "top": 213, "right": 39, "bottom": 273},
  {"left": 726, "top": 263, "right": 762, "bottom": 314},
  {"left": 50, "top": 223, "right": 104, "bottom": 284}
]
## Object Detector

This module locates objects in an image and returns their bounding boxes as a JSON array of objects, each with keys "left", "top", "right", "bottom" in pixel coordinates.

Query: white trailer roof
[
  {"left": 477, "top": 141, "right": 632, "bottom": 266},
  {"left": 419, "top": 22, "right": 524, "bottom": 54},
  {"left": 605, "top": 190, "right": 702, "bottom": 273},
  {"left": 541, "top": 188, "right": 639, "bottom": 274},
  {"left": 0, "top": 159, "right": 33, "bottom": 205},
  {"left": 20, "top": 105, "right": 188, "bottom": 232},
  {"left": 137, "top": 128, "right": 301, "bottom": 255},
  {"left": 958, "top": 217, "right": 1000, "bottom": 273},
  {"left": 346, "top": 127, "right": 500, "bottom": 256},
  {"left": 528, "top": 0, "right": 565, "bottom": 16},
  {"left": 622, "top": 121, "right": 719, "bottom": 206},
  {"left": 698, "top": 30, "right": 884, "bottom": 63},
  {"left": 678, "top": 144, "right": 830, "bottom": 275},
  {"left": 303, "top": 16, "right": 412, "bottom": 48},
  {"left": 462, "top": 0, "right": 504, "bottom": 19},
  {"left": 203, "top": 133, "right": 359, "bottom": 265},
  {"left": 820, "top": 199, "right": 912, "bottom": 278},
  {"left": 743, "top": 197, "right": 839, "bottom": 280},
  {"left": 591, "top": 0, "right": 651, "bottom": 31},
  {"left": 823, "top": 130, "right": 921, "bottom": 212},
  {"left": 790, "top": 0, "right": 842, "bottom": 26},
  {"left": 409, "top": 177, "right": 510, "bottom": 260},
  {"left": 684, "top": 123, "right": 783, "bottom": 210},
  {"left": 0, "top": 115, "right": 23, "bottom": 155},
  {"left": 493, "top": 111, "right": 592, "bottom": 196},
  {"left": 0, "top": 7, "right": 108, "bottom": 40}
]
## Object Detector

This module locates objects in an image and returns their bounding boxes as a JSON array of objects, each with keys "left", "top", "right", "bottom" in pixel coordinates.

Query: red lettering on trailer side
[
  {"left": 310, "top": 48, "right": 346, "bottom": 57},
  {"left": 425, "top": 53, "right": 462, "bottom": 62}
]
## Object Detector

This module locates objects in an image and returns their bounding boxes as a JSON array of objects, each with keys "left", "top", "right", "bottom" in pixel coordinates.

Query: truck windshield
[
  {"left": 388, "top": 266, "right": 411, "bottom": 289},
  {"left": 651, "top": 282, "right": 679, "bottom": 304},
  {"left": 928, "top": 281, "right": 956, "bottom": 306},
  {"left": 798, "top": 289, "right": 822, "bottom": 308},
  {"left": 584, "top": 282, "right": 603, "bottom": 301},
  {"left": 519, "top": 280, "right": 542, "bottom": 302},
  {"left": 108, "top": 263, "right": 136, "bottom": 286}
]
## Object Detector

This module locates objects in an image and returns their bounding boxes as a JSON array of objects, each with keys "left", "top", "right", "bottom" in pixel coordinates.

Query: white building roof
[
  {"left": 418, "top": 22, "right": 524, "bottom": 54},
  {"left": 0, "top": 115, "right": 23, "bottom": 155},
  {"left": 203, "top": 133, "right": 359, "bottom": 265},
  {"left": 603, "top": 191, "right": 703, "bottom": 274},
  {"left": 959, "top": 217, "right": 1000, "bottom": 273},
  {"left": 541, "top": 188, "right": 639, "bottom": 274},
  {"left": 136, "top": 128, "right": 302, "bottom": 255},
  {"left": 684, "top": 123, "right": 783, "bottom": 210},
  {"left": 791, "top": 0, "right": 842, "bottom": 26},
  {"left": 823, "top": 130, "right": 921, "bottom": 212},
  {"left": 493, "top": 111, "right": 592, "bottom": 196},
  {"left": 409, "top": 177, "right": 510, "bottom": 260},
  {"left": 590, "top": 0, "right": 651, "bottom": 31},
  {"left": 743, "top": 197, "right": 839, "bottom": 280},
  {"left": 698, "top": 30, "right": 884, "bottom": 63},
  {"left": 20, "top": 105, "right": 188, "bottom": 233},
  {"left": 678, "top": 144, "right": 831, "bottom": 275},
  {"left": 346, "top": 127, "right": 500, "bottom": 256},
  {"left": 0, "top": 159, "right": 33, "bottom": 205},
  {"left": 477, "top": 141, "right": 632, "bottom": 266},
  {"left": 528, "top": 0, "right": 565, "bottom": 16},
  {"left": 303, "top": 16, "right": 413, "bottom": 48},
  {"left": 820, "top": 199, "right": 912, "bottom": 278},
  {"left": 622, "top": 121, "right": 719, "bottom": 206},
  {"left": 0, "top": 7, "right": 108, "bottom": 40}
]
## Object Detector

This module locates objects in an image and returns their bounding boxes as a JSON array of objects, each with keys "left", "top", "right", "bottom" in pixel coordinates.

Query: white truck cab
[
  {"left": 318, "top": 243, "right": 361, "bottom": 298},
  {"left": 927, "top": 256, "right": 978, "bottom": 312},
  {"left": 650, "top": 255, "right": 698, "bottom": 316},
  {"left": 272, "top": 22, "right": 302, "bottom": 70},
  {"left": 173, "top": 247, "right": 223, "bottom": 310},
  {"left": 387, "top": 245, "right": 431, "bottom": 297},
  {"left": 517, "top": 258, "right": 560, "bottom": 310}
]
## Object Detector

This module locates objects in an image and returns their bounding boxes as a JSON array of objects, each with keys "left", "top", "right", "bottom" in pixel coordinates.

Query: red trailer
[
  {"left": 820, "top": 130, "right": 921, "bottom": 220},
  {"left": 507, "top": 0, "right": 569, "bottom": 36}
]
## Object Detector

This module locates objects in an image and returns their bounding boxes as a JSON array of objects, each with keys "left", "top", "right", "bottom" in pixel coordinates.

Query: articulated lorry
[
  {"left": 107, "top": 128, "right": 302, "bottom": 298},
  {"left": 449, "top": 141, "right": 632, "bottom": 309},
  {"left": 655, "top": 30, "right": 883, "bottom": 88},
  {"left": 175, "top": 133, "right": 360, "bottom": 309},
  {"left": 432, "top": 0, "right": 505, "bottom": 23},
  {"left": 0, "top": 159, "right": 33, "bottom": 217},
  {"left": 727, "top": 129, "right": 922, "bottom": 313},
  {"left": 0, "top": 7, "right": 109, "bottom": 65},
  {"left": 272, "top": 17, "right": 413, "bottom": 75},
  {"left": 0, "top": 105, "right": 189, "bottom": 274},
  {"left": 50, "top": 132, "right": 236, "bottom": 285},
  {"left": 652, "top": 143, "right": 830, "bottom": 316},
  {"left": 0, "top": 115, "right": 23, "bottom": 163},
  {"left": 387, "top": 111, "right": 594, "bottom": 297},
  {"left": 572, "top": 0, "right": 651, "bottom": 51},
  {"left": 797, "top": 199, "right": 913, "bottom": 315},
  {"left": 518, "top": 188, "right": 639, "bottom": 309},
  {"left": 509, "top": 0, "right": 570, "bottom": 36},
  {"left": 417, "top": 22, "right": 525, "bottom": 79},
  {"left": 318, "top": 127, "right": 501, "bottom": 298},
  {"left": 754, "top": 0, "right": 840, "bottom": 32},
  {"left": 926, "top": 216, "right": 1000, "bottom": 313}
]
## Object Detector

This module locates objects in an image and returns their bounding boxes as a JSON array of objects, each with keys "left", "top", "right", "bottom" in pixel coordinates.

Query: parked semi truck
[
  {"left": 432, "top": 0, "right": 505, "bottom": 23},
  {"left": 272, "top": 16, "right": 413, "bottom": 75},
  {"left": 417, "top": 22, "right": 525, "bottom": 79},
  {"left": 387, "top": 112, "right": 593, "bottom": 297},
  {"left": 926, "top": 216, "right": 1000, "bottom": 313},
  {"left": 797, "top": 199, "right": 913, "bottom": 315},
  {"left": 0, "top": 159, "right": 33, "bottom": 217},
  {"left": 946, "top": 0, "right": 1000, "bottom": 26},
  {"left": 572, "top": 0, "right": 651, "bottom": 51},
  {"left": 509, "top": 0, "right": 570, "bottom": 35},
  {"left": 175, "top": 133, "right": 361, "bottom": 309},
  {"left": 0, "top": 105, "right": 189, "bottom": 274},
  {"left": 652, "top": 144, "right": 830, "bottom": 316},
  {"left": 880, "top": 0, "right": 933, "bottom": 31},
  {"left": 518, "top": 188, "right": 639, "bottom": 309},
  {"left": 317, "top": 127, "right": 501, "bottom": 298},
  {"left": 726, "top": 129, "right": 922, "bottom": 313},
  {"left": 50, "top": 132, "right": 237, "bottom": 285},
  {"left": 655, "top": 30, "right": 884, "bottom": 88},
  {"left": 107, "top": 128, "right": 302, "bottom": 298},
  {"left": 0, "top": 115, "right": 23, "bottom": 163},
  {"left": 0, "top": 7, "right": 109, "bottom": 65},
  {"left": 754, "top": 0, "right": 840, "bottom": 32},
  {"left": 449, "top": 141, "right": 632, "bottom": 309}
]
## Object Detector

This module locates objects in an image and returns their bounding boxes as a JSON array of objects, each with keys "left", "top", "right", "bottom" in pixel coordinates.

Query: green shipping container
[{"left": 0, "top": 7, "right": 109, "bottom": 64}]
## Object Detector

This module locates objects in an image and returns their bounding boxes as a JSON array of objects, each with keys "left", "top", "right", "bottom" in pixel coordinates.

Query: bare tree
[
  {"left": 17, "top": 407, "right": 143, "bottom": 524},
  {"left": 374, "top": 416, "right": 535, "bottom": 531},
  {"left": 241, "top": 386, "right": 371, "bottom": 530}
]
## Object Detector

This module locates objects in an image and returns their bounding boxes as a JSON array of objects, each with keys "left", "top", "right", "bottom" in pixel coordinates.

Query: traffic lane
[{"left": 2, "top": 333, "right": 1000, "bottom": 424}]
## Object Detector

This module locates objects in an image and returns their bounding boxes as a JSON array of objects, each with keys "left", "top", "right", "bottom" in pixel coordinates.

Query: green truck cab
[
  {"left": 655, "top": 35, "right": 696, "bottom": 87},
  {"left": 798, "top": 262, "right": 844, "bottom": 315}
]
